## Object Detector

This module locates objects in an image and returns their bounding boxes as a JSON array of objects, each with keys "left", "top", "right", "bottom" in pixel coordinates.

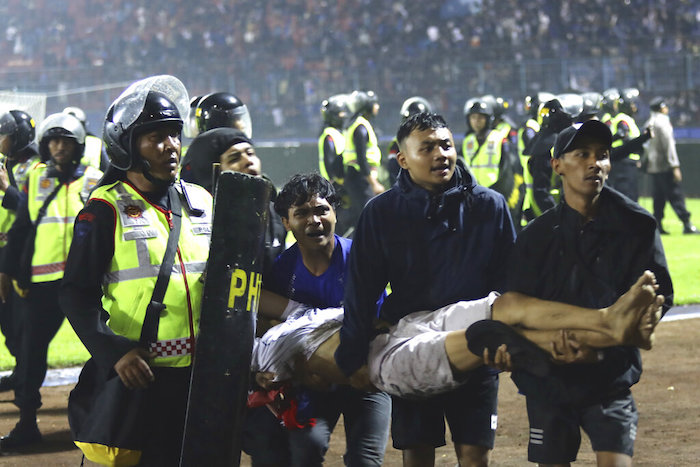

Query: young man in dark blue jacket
[
  {"left": 335, "top": 112, "right": 516, "bottom": 466},
  {"left": 508, "top": 120, "right": 673, "bottom": 466}
]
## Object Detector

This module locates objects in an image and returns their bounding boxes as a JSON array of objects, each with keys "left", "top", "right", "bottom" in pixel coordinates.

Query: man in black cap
[
  {"left": 507, "top": 120, "right": 673, "bottom": 466},
  {"left": 644, "top": 97, "right": 698, "bottom": 234}
]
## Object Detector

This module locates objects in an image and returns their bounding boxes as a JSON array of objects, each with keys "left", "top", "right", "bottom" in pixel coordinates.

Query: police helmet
[
  {"left": 524, "top": 92, "right": 555, "bottom": 119},
  {"left": 348, "top": 90, "right": 379, "bottom": 116},
  {"left": 183, "top": 94, "right": 206, "bottom": 139},
  {"left": 37, "top": 113, "right": 86, "bottom": 163},
  {"left": 538, "top": 97, "right": 579, "bottom": 133},
  {"left": 321, "top": 94, "right": 350, "bottom": 129},
  {"left": 399, "top": 96, "right": 432, "bottom": 121},
  {"left": 103, "top": 75, "right": 189, "bottom": 171},
  {"left": 482, "top": 95, "right": 510, "bottom": 119},
  {"left": 464, "top": 97, "right": 494, "bottom": 131},
  {"left": 618, "top": 88, "right": 640, "bottom": 115},
  {"left": 602, "top": 88, "right": 620, "bottom": 114},
  {"left": 0, "top": 110, "right": 36, "bottom": 154},
  {"left": 63, "top": 106, "right": 87, "bottom": 128},
  {"left": 195, "top": 92, "right": 252, "bottom": 139},
  {"left": 578, "top": 92, "right": 604, "bottom": 121}
]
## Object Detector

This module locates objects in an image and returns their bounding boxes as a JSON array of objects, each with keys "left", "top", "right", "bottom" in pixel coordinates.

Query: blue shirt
[{"left": 267, "top": 234, "right": 352, "bottom": 309}]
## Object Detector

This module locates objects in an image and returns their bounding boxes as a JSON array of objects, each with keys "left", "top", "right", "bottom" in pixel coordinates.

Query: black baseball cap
[{"left": 552, "top": 120, "right": 612, "bottom": 159}]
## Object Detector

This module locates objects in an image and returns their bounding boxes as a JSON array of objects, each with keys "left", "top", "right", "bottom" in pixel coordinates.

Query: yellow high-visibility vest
[
  {"left": 91, "top": 180, "right": 212, "bottom": 367},
  {"left": 343, "top": 116, "right": 381, "bottom": 172},
  {"left": 318, "top": 126, "right": 345, "bottom": 183},
  {"left": 517, "top": 119, "right": 540, "bottom": 214},
  {"left": 27, "top": 164, "right": 102, "bottom": 282},
  {"left": 81, "top": 135, "right": 104, "bottom": 170},
  {"left": 610, "top": 113, "right": 641, "bottom": 161},
  {"left": 463, "top": 128, "right": 506, "bottom": 187},
  {"left": 0, "top": 154, "right": 41, "bottom": 247}
]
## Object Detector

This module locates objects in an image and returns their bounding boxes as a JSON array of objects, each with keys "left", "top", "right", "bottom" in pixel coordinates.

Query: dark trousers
[
  {"left": 608, "top": 158, "right": 639, "bottom": 202},
  {"left": 0, "top": 286, "right": 20, "bottom": 358},
  {"left": 651, "top": 171, "right": 691, "bottom": 224},
  {"left": 14, "top": 281, "right": 65, "bottom": 411},
  {"left": 138, "top": 366, "right": 191, "bottom": 467}
]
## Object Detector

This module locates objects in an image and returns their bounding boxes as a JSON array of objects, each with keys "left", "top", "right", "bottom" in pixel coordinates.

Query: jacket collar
[
  {"left": 557, "top": 186, "right": 656, "bottom": 233},
  {"left": 397, "top": 162, "right": 475, "bottom": 234}
]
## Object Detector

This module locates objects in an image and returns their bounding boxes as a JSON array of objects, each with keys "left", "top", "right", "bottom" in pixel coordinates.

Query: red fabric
[{"left": 246, "top": 386, "right": 316, "bottom": 430}]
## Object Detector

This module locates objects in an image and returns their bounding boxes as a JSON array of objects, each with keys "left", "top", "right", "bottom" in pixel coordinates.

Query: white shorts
[
  {"left": 250, "top": 306, "right": 343, "bottom": 381},
  {"left": 367, "top": 292, "right": 498, "bottom": 398},
  {"left": 250, "top": 292, "right": 497, "bottom": 397}
]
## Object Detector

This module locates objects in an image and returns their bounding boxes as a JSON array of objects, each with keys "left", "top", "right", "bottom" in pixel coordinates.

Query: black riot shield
[{"left": 180, "top": 171, "right": 272, "bottom": 467}]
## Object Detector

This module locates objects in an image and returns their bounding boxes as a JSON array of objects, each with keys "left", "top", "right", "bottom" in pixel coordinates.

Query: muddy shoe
[{"left": 466, "top": 320, "right": 552, "bottom": 377}]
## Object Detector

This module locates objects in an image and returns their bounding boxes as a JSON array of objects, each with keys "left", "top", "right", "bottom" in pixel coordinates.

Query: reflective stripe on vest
[
  {"left": 318, "top": 127, "right": 345, "bottom": 182},
  {"left": 92, "top": 180, "right": 213, "bottom": 367},
  {"left": 27, "top": 164, "right": 103, "bottom": 282},
  {"left": 343, "top": 116, "right": 381, "bottom": 171},
  {"left": 0, "top": 155, "right": 41, "bottom": 247},
  {"left": 610, "top": 113, "right": 641, "bottom": 161},
  {"left": 463, "top": 129, "right": 505, "bottom": 187}
]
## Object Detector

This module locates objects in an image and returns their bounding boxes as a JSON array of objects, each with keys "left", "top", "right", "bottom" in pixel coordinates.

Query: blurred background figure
[
  {"left": 463, "top": 96, "right": 524, "bottom": 228},
  {"left": 62, "top": 106, "right": 109, "bottom": 171},
  {"left": 0, "top": 109, "right": 40, "bottom": 393},
  {"left": 608, "top": 87, "right": 643, "bottom": 201},
  {"left": 644, "top": 97, "right": 698, "bottom": 235},
  {"left": 339, "top": 89, "right": 384, "bottom": 236},
  {"left": 386, "top": 96, "right": 433, "bottom": 187}
]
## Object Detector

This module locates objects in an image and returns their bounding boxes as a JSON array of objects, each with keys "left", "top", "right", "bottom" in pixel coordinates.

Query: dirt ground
[{"left": 0, "top": 315, "right": 697, "bottom": 466}]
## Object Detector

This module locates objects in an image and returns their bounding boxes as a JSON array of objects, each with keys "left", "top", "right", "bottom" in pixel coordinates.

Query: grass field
[{"left": 0, "top": 197, "right": 696, "bottom": 371}]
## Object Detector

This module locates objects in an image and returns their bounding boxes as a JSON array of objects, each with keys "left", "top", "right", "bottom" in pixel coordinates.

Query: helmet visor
[
  {"left": 0, "top": 112, "right": 18, "bottom": 137},
  {"left": 111, "top": 75, "right": 189, "bottom": 131}
]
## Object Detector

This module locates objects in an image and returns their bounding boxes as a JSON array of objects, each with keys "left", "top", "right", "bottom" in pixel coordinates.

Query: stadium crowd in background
[{"left": 1, "top": 0, "right": 700, "bottom": 138}]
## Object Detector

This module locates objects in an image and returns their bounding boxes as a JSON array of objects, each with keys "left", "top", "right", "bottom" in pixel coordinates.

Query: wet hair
[
  {"left": 396, "top": 112, "right": 450, "bottom": 148},
  {"left": 274, "top": 173, "right": 340, "bottom": 219}
]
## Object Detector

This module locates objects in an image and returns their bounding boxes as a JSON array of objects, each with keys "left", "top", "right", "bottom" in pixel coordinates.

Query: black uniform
[{"left": 508, "top": 186, "right": 672, "bottom": 463}]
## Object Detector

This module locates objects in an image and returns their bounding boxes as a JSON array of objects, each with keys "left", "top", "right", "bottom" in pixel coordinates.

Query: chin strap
[{"left": 139, "top": 158, "right": 172, "bottom": 189}]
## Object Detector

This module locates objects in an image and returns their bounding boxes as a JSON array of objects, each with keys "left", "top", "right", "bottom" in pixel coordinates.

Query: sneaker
[
  {"left": 658, "top": 226, "right": 670, "bottom": 235},
  {"left": 683, "top": 223, "right": 699, "bottom": 234},
  {"left": 465, "top": 320, "right": 552, "bottom": 377},
  {"left": 0, "top": 424, "right": 42, "bottom": 451}
]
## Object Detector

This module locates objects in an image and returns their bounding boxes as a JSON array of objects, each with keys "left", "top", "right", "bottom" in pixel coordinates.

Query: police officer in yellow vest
[
  {"left": 608, "top": 87, "right": 642, "bottom": 201},
  {"left": 60, "top": 75, "right": 212, "bottom": 466},
  {"left": 519, "top": 92, "right": 554, "bottom": 223},
  {"left": 523, "top": 94, "right": 583, "bottom": 219},
  {"left": 0, "top": 112, "right": 102, "bottom": 450},
  {"left": 0, "top": 110, "right": 41, "bottom": 393},
  {"left": 462, "top": 96, "right": 525, "bottom": 226},
  {"left": 318, "top": 94, "right": 349, "bottom": 185},
  {"left": 341, "top": 90, "right": 384, "bottom": 235},
  {"left": 600, "top": 88, "right": 620, "bottom": 126},
  {"left": 63, "top": 106, "right": 109, "bottom": 171}
]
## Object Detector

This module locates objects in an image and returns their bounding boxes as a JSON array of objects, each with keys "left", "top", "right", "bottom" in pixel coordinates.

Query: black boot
[
  {"left": 0, "top": 409, "right": 42, "bottom": 451},
  {"left": 0, "top": 371, "right": 17, "bottom": 392},
  {"left": 683, "top": 222, "right": 699, "bottom": 234}
]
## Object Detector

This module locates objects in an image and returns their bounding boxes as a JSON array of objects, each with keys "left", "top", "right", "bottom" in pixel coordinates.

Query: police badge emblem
[{"left": 123, "top": 204, "right": 143, "bottom": 218}]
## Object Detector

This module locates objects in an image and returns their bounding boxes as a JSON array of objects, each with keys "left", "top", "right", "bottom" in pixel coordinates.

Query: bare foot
[
  {"left": 604, "top": 271, "right": 658, "bottom": 345},
  {"left": 632, "top": 295, "right": 665, "bottom": 350}
]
